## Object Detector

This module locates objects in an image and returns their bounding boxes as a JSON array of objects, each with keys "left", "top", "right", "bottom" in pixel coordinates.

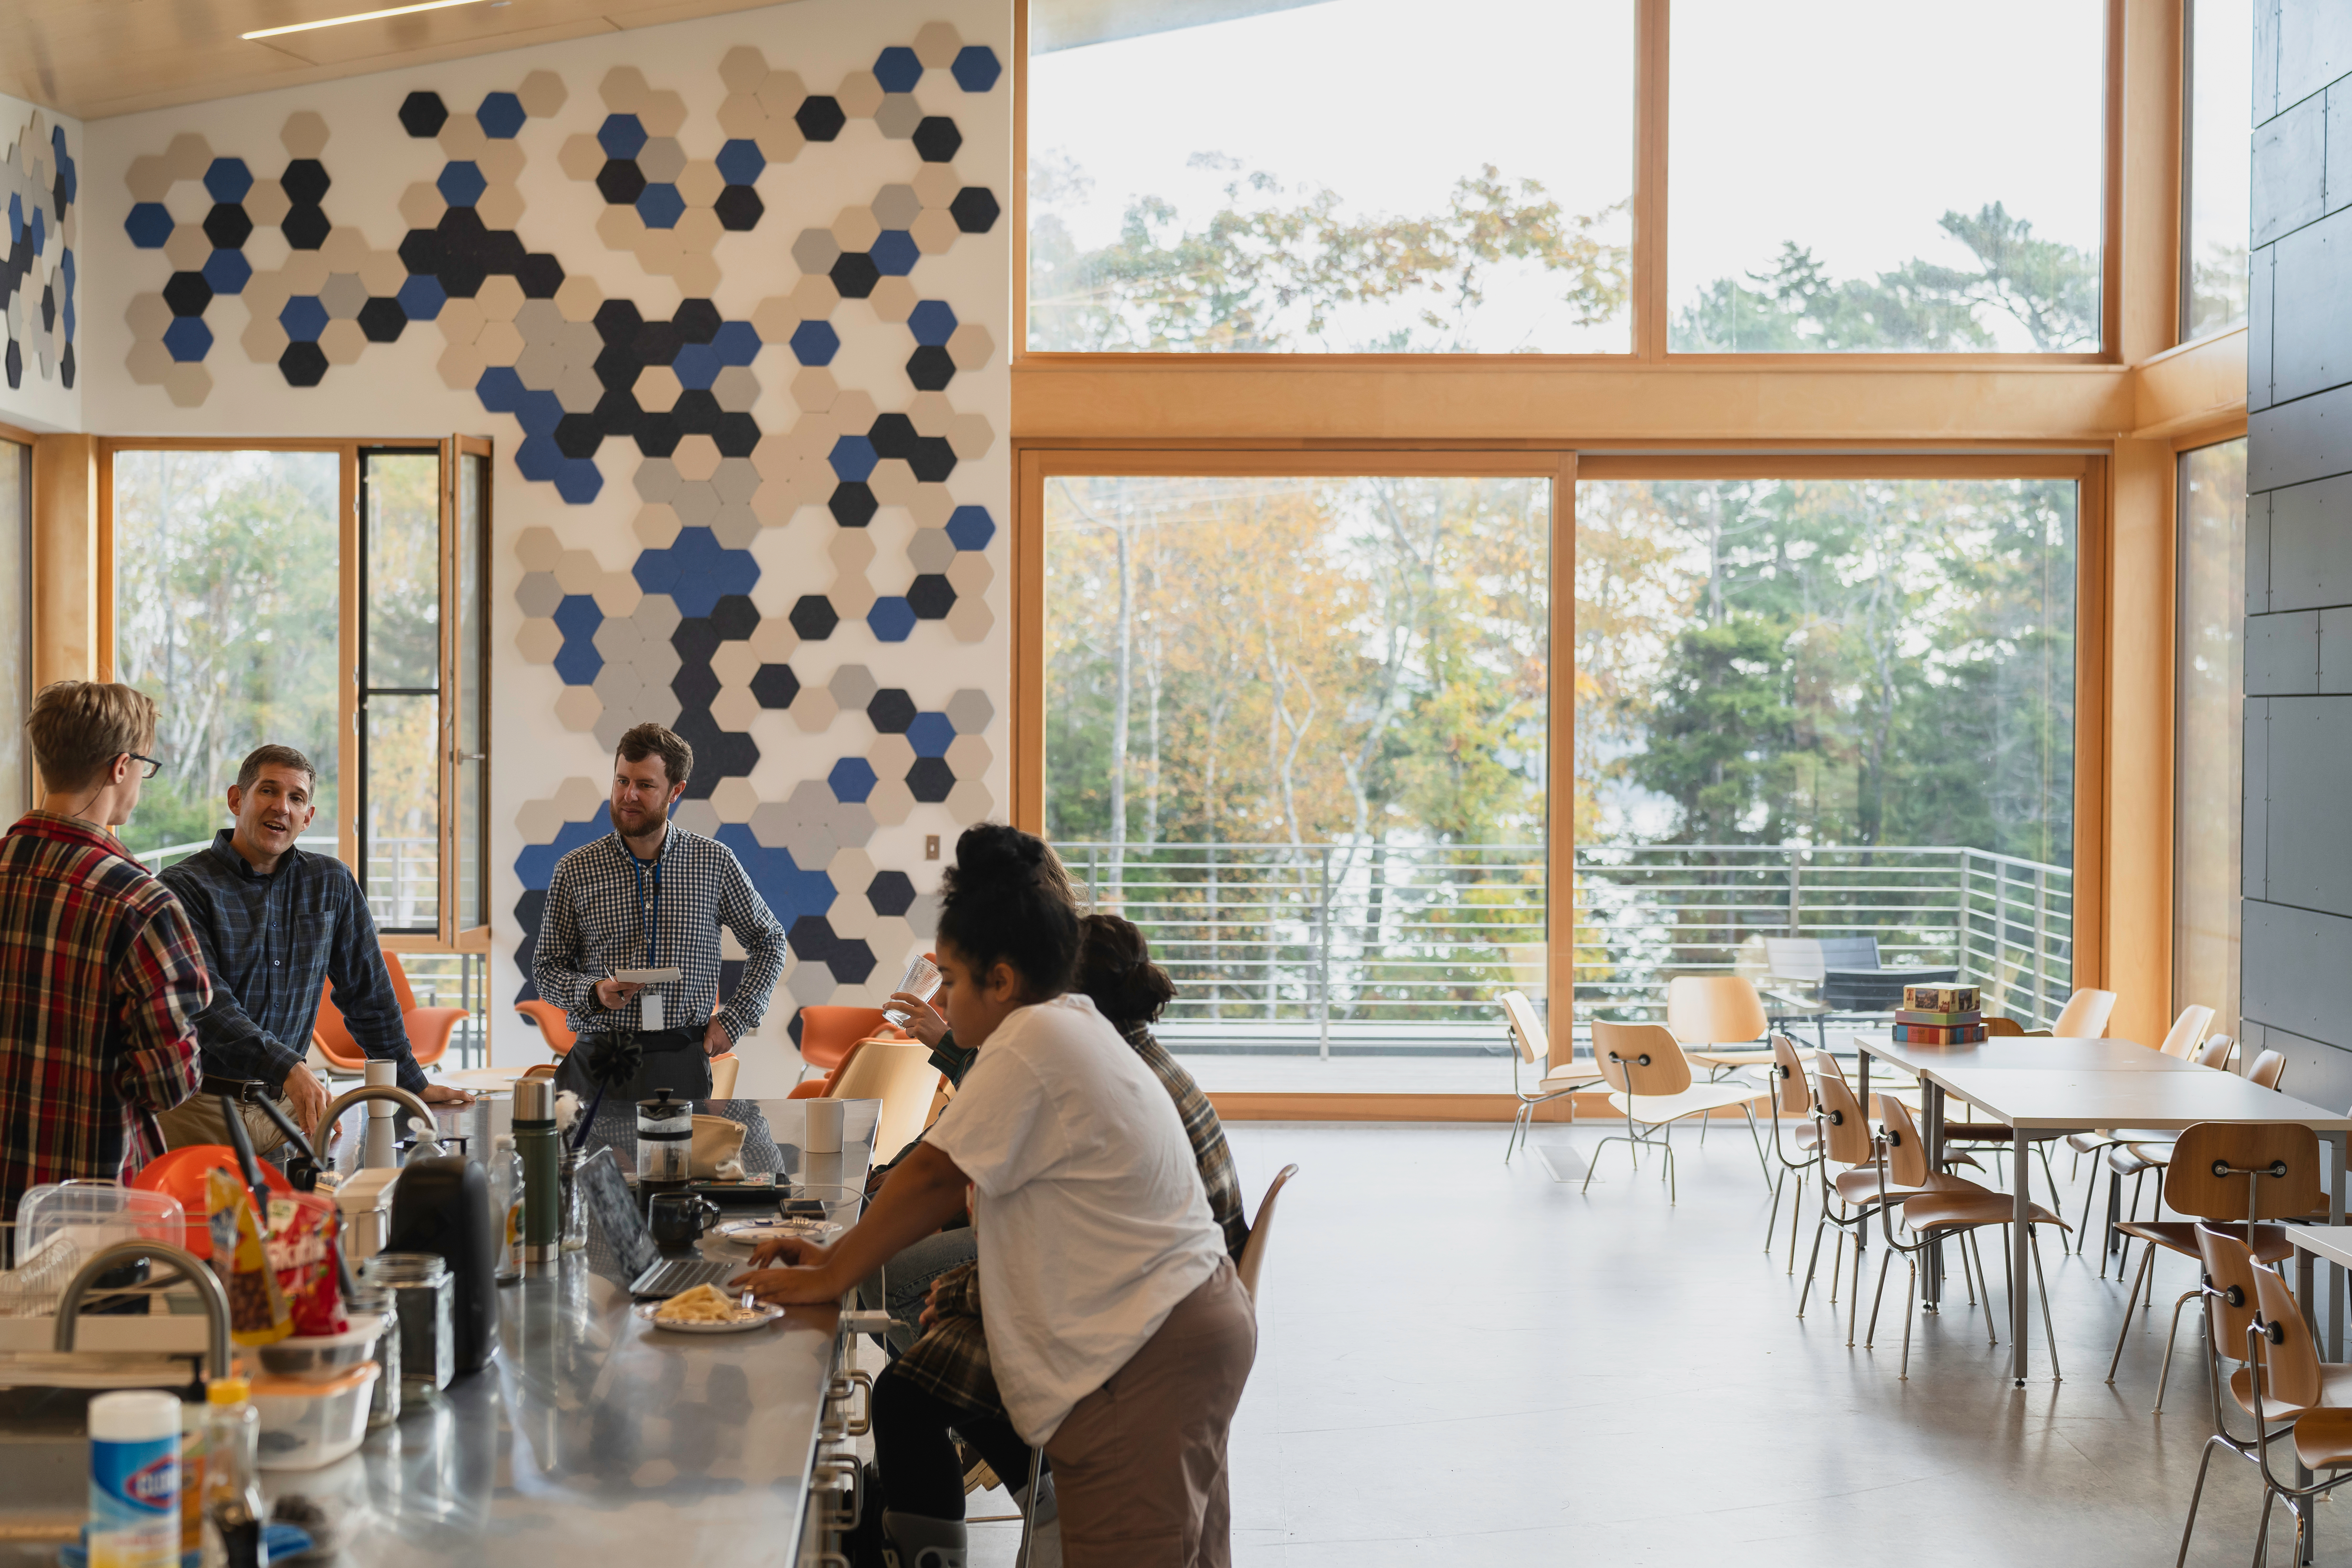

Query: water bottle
[
  {"left": 87, "top": 1390, "right": 179, "bottom": 1568},
  {"left": 490, "top": 1136, "right": 524, "bottom": 1281},
  {"left": 200, "top": 1377, "right": 264, "bottom": 1568}
]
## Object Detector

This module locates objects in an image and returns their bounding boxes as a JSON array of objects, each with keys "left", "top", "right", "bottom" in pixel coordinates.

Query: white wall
[{"left": 79, "top": 0, "right": 1011, "bottom": 1084}]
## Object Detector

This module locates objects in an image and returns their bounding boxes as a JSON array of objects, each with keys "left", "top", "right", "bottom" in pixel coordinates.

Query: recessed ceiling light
[{"left": 241, "top": 0, "right": 491, "bottom": 40}]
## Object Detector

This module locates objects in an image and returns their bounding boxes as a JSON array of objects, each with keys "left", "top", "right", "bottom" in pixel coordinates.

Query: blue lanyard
[{"left": 630, "top": 834, "right": 664, "bottom": 966}]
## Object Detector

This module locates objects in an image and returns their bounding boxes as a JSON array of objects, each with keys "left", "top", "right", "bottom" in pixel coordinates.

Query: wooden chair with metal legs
[
  {"left": 2103, "top": 1120, "right": 2317, "bottom": 1410},
  {"left": 1753, "top": 1033, "right": 1824, "bottom": 1267},
  {"left": 1663, "top": 976, "right": 1783, "bottom": 1178},
  {"left": 1798, "top": 1066, "right": 1978, "bottom": 1345},
  {"left": 2107, "top": 1049, "right": 2288, "bottom": 1279},
  {"left": 1581, "top": 1020, "right": 1766, "bottom": 1203},
  {"left": 2078, "top": 1031, "right": 2234, "bottom": 1265},
  {"left": 1862, "top": 1093, "right": 2067, "bottom": 1378},
  {"left": 2062, "top": 1003, "right": 2214, "bottom": 1200},
  {"left": 1499, "top": 991, "right": 1601, "bottom": 1163},
  {"left": 2177, "top": 1220, "right": 2352, "bottom": 1568},
  {"left": 2052, "top": 986, "right": 2120, "bottom": 1038}
]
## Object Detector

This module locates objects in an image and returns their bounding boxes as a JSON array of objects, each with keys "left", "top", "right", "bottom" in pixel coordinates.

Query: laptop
[{"left": 575, "top": 1145, "right": 740, "bottom": 1299}]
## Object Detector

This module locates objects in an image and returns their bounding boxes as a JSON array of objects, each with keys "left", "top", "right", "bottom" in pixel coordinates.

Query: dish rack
[{"left": 0, "top": 1215, "right": 217, "bottom": 1388}]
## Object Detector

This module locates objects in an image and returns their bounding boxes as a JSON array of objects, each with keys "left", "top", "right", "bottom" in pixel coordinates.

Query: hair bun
[{"left": 955, "top": 823, "right": 1046, "bottom": 877}]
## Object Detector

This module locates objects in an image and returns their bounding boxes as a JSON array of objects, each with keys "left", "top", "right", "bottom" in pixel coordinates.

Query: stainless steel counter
[
  {"left": 0, "top": 1096, "right": 877, "bottom": 1568},
  {"left": 277, "top": 1096, "right": 878, "bottom": 1566}
]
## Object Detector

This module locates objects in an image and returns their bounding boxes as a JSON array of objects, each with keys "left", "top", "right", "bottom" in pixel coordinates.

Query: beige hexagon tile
[
  {"left": 437, "top": 297, "right": 486, "bottom": 345},
  {"left": 828, "top": 528, "right": 877, "bottom": 576},
  {"left": 241, "top": 316, "right": 290, "bottom": 364},
  {"left": 946, "top": 596, "right": 994, "bottom": 642},
  {"left": 946, "top": 414, "right": 995, "bottom": 461},
  {"left": 630, "top": 503, "right": 682, "bottom": 551},
  {"left": 554, "top": 775, "right": 606, "bottom": 820},
  {"left": 559, "top": 134, "right": 606, "bottom": 182},
  {"left": 911, "top": 209, "right": 961, "bottom": 256},
  {"left": 479, "top": 141, "right": 526, "bottom": 184},
  {"left": 674, "top": 206, "right": 722, "bottom": 252},
  {"left": 748, "top": 616, "right": 799, "bottom": 662},
  {"left": 279, "top": 252, "right": 330, "bottom": 294},
  {"left": 640, "top": 89, "right": 688, "bottom": 137},
  {"left": 946, "top": 734, "right": 994, "bottom": 777},
  {"left": 518, "top": 69, "right": 568, "bottom": 118},
  {"left": 125, "top": 292, "right": 171, "bottom": 338},
  {"left": 554, "top": 548, "right": 604, "bottom": 595},
  {"left": 709, "top": 775, "right": 761, "bottom": 822},
  {"left": 319, "top": 271, "right": 368, "bottom": 318},
  {"left": 833, "top": 390, "right": 879, "bottom": 433},
  {"left": 710, "top": 686, "right": 762, "bottom": 732},
  {"left": 318, "top": 227, "right": 368, "bottom": 270},
  {"left": 755, "top": 120, "right": 806, "bottom": 164},
  {"left": 672, "top": 435, "right": 722, "bottom": 482},
  {"left": 125, "top": 155, "right": 173, "bottom": 201},
  {"left": 874, "top": 96, "right": 923, "bottom": 140},
  {"left": 359, "top": 251, "right": 407, "bottom": 295},
  {"left": 833, "top": 204, "right": 881, "bottom": 253},
  {"left": 316, "top": 319, "right": 364, "bottom": 365},
  {"left": 831, "top": 573, "right": 878, "bottom": 622},
  {"left": 718, "top": 94, "right": 767, "bottom": 140},
  {"left": 828, "top": 896, "right": 879, "bottom": 943},
  {"left": 475, "top": 274, "right": 525, "bottom": 321},
  {"left": 945, "top": 549, "right": 993, "bottom": 596},
  {"left": 869, "top": 277, "right": 917, "bottom": 324},
  {"left": 758, "top": 69, "right": 806, "bottom": 116},
  {"left": 592, "top": 571, "right": 642, "bottom": 618},
  {"left": 601, "top": 64, "right": 650, "bottom": 112},
  {"left": 515, "top": 616, "right": 563, "bottom": 662},
  {"left": 836, "top": 70, "right": 884, "bottom": 118},
  {"left": 637, "top": 136, "right": 687, "bottom": 184},
  {"left": 163, "top": 225, "right": 209, "bottom": 271},
  {"left": 912, "top": 165, "right": 960, "bottom": 208},
  {"left": 913, "top": 21, "right": 964, "bottom": 64},
  {"left": 475, "top": 319, "right": 524, "bottom": 365},
  {"left": 436, "top": 112, "right": 487, "bottom": 161},
  {"left": 280, "top": 112, "right": 328, "bottom": 158},
  {"left": 125, "top": 339, "right": 171, "bottom": 387},
  {"left": 514, "top": 796, "right": 565, "bottom": 846},
  {"left": 245, "top": 179, "right": 291, "bottom": 227},
  {"left": 792, "top": 687, "right": 840, "bottom": 732},
  {"left": 477, "top": 184, "right": 526, "bottom": 230},
  {"left": 677, "top": 159, "right": 726, "bottom": 208},
  {"left": 596, "top": 206, "right": 645, "bottom": 250},
  {"left": 947, "top": 779, "right": 995, "bottom": 825},
  {"left": 873, "top": 462, "right": 924, "bottom": 508},
  {"left": 787, "top": 274, "right": 840, "bottom": 319},
  {"left": 162, "top": 132, "right": 212, "bottom": 179},
  {"left": 905, "top": 391, "right": 955, "bottom": 437},
  {"left": 909, "top": 485, "right": 956, "bottom": 530},
  {"left": 555, "top": 686, "right": 603, "bottom": 732},
  {"left": 515, "top": 526, "right": 564, "bottom": 573},
  {"left": 867, "top": 777, "right": 916, "bottom": 826},
  {"left": 789, "top": 366, "right": 838, "bottom": 412},
  {"left": 673, "top": 253, "right": 722, "bottom": 298},
  {"left": 867, "top": 733, "right": 916, "bottom": 780}
]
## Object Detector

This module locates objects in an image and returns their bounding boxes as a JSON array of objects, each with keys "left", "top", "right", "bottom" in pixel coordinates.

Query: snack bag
[
  {"left": 263, "top": 1192, "right": 348, "bottom": 1338},
  {"left": 203, "top": 1168, "right": 292, "bottom": 1347}
]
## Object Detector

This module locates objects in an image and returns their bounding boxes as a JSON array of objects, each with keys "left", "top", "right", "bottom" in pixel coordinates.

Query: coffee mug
[
  {"left": 647, "top": 1192, "right": 720, "bottom": 1249},
  {"left": 804, "top": 1098, "right": 845, "bottom": 1154}
]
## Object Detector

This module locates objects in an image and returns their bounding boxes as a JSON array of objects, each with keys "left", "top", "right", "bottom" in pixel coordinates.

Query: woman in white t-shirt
[{"left": 734, "top": 825, "right": 1255, "bottom": 1568}]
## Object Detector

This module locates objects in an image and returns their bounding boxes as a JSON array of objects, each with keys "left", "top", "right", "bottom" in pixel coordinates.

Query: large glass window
[
  {"left": 0, "top": 437, "right": 27, "bottom": 813},
  {"left": 1667, "top": 0, "right": 2107, "bottom": 352},
  {"left": 1026, "top": 0, "right": 1633, "bottom": 353},
  {"left": 1575, "top": 475, "right": 2078, "bottom": 1025},
  {"left": 2184, "top": 0, "right": 2252, "bottom": 339},
  {"left": 1044, "top": 470, "right": 1553, "bottom": 1090},
  {"left": 360, "top": 450, "right": 443, "bottom": 934},
  {"left": 2176, "top": 438, "right": 2245, "bottom": 1036},
  {"left": 111, "top": 449, "right": 342, "bottom": 861}
]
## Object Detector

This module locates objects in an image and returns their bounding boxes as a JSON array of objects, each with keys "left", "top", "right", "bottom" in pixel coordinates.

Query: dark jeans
[{"left": 870, "top": 1363, "right": 1040, "bottom": 1521}]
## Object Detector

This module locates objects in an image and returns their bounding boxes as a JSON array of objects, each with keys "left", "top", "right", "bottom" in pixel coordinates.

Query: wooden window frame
[
  {"left": 94, "top": 436, "right": 491, "bottom": 953},
  {"left": 1012, "top": 0, "right": 2130, "bottom": 368}
]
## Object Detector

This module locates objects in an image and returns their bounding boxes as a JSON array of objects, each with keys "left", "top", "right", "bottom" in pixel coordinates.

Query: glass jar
[
  {"left": 361, "top": 1252, "right": 452, "bottom": 1397},
  {"left": 559, "top": 1150, "right": 588, "bottom": 1252},
  {"left": 343, "top": 1283, "right": 401, "bottom": 1430}
]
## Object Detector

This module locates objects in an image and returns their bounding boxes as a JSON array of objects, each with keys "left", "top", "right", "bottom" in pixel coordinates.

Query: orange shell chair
[{"left": 314, "top": 952, "right": 470, "bottom": 1073}]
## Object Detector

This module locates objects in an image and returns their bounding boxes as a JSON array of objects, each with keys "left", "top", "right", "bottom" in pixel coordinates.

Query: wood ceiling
[{"left": 0, "top": 0, "right": 796, "bottom": 121}]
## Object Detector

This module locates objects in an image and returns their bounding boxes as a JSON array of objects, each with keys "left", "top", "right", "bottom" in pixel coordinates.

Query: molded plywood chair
[
  {"left": 1237, "top": 1163, "right": 1300, "bottom": 1304},
  {"left": 708, "top": 1053, "right": 741, "bottom": 1100},
  {"left": 1500, "top": 991, "right": 1601, "bottom": 1162},
  {"left": 314, "top": 954, "right": 470, "bottom": 1073},
  {"left": 820, "top": 1038, "right": 943, "bottom": 1164},
  {"left": 2104, "top": 1120, "right": 2319, "bottom": 1408},
  {"left": 1798, "top": 1064, "right": 1954, "bottom": 1342},
  {"left": 2064, "top": 1004, "right": 2218, "bottom": 1232},
  {"left": 1581, "top": 1020, "right": 1764, "bottom": 1203},
  {"left": 2194, "top": 1032, "right": 2238, "bottom": 1069},
  {"left": 797, "top": 1005, "right": 889, "bottom": 1082},
  {"left": 2051, "top": 987, "right": 2119, "bottom": 1038},
  {"left": 2105, "top": 1050, "right": 2290, "bottom": 1273},
  {"left": 515, "top": 1000, "right": 578, "bottom": 1058},
  {"left": 1753, "top": 1034, "right": 1824, "bottom": 1267},
  {"left": 1864, "top": 1092, "right": 2069, "bottom": 1379}
]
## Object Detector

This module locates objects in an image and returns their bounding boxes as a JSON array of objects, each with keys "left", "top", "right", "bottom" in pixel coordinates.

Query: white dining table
[{"left": 1847, "top": 1033, "right": 2352, "bottom": 1384}]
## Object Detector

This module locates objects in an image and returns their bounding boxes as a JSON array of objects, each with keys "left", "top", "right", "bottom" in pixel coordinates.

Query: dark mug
[{"left": 648, "top": 1192, "right": 720, "bottom": 1249}]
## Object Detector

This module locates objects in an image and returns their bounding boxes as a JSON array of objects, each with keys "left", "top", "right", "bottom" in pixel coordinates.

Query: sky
[{"left": 1028, "top": 0, "right": 2116, "bottom": 352}]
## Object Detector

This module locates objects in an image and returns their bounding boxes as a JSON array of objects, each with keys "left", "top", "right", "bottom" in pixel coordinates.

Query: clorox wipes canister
[{"left": 87, "top": 1389, "right": 181, "bottom": 1568}]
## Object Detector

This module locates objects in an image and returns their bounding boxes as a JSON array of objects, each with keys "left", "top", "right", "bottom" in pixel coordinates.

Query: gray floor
[{"left": 959, "top": 1118, "right": 2332, "bottom": 1565}]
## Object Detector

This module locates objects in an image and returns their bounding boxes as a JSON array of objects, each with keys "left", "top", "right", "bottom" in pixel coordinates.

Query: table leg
[
  {"left": 2013, "top": 1130, "right": 2030, "bottom": 1385},
  {"left": 1923, "top": 1082, "right": 1945, "bottom": 1308},
  {"left": 2334, "top": 1131, "right": 2347, "bottom": 1361}
]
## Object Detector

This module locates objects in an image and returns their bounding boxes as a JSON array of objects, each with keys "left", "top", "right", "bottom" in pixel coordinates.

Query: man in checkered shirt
[{"left": 532, "top": 722, "right": 788, "bottom": 1101}]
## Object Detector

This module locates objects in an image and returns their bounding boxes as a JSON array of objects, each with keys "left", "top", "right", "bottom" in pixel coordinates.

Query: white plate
[
  {"left": 715, "top": 1217, "right": 840, "bottom": 1247},
  {"left": 633, "top": 1300, "right": 785, "bottom": 1334}
]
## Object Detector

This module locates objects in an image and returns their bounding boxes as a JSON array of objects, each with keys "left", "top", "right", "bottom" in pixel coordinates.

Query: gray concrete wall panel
[
  {"left": 2257, "top": 695, "right": 2352, "bottom": 917},
  {"left": 2273, "top": 207, "right": 2352, "bottom": 403},
  {"left": 2251, "top": 380, "right": 2352, "bottom": 493},
  {"left": 2263, "top": 470, "right": 2352, "bottom": 608},
  {"left": 2243, "top": 896, "right": 2352, "bottom": 1049},
  {"left": 2254, "top": 92, "right": 2327, "bottom": 247},
  {"left": 2247, "top": 608, "right": 2320, "bottom": 693},
  {"left": 2246, "top": 697, "right": 2270, "bottom": 900}
]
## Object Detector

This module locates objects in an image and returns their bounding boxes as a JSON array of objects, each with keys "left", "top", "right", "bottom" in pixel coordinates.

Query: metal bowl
[{"left": 256, "top": 1312, "right": 384, "bottom": 1379}]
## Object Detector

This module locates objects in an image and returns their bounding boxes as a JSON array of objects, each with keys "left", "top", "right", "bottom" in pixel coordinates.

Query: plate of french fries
[{"left": 633, "top": 1283, "right": 784, "bottom": 1334}]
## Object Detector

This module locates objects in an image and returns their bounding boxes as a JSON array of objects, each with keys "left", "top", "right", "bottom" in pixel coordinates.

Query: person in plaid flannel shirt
[{"left": 0, "top": 682, "right": 208, "bottom": 1225}]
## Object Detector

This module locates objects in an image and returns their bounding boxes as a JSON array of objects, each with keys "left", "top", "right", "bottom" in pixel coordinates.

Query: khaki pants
[
  {"left": 154, "top": 1090, "right": 293, "bottom": 1158},
  {"left": 1045, "top": 1258, "right": 1257, "bottom": 1568}
]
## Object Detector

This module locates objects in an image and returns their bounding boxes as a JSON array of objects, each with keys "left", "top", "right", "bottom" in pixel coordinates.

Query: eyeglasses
[{"left": 127, "top": 754, "right": 163, "bottom": 780}]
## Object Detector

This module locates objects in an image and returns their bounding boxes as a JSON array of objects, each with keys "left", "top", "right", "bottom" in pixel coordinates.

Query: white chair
[
  {"left": 1237, "top": 1163, "right": 1299, "bottom": 1304},
  {"left": 2051, "top": 987, "right": 2119, "bottom": 1038},
  {"left": 1581, "top": 1020, "right": 1766, "bottom": 1203},
  {"left": 1499, "top": 991, "right": 1601, "bottom": 1162}
]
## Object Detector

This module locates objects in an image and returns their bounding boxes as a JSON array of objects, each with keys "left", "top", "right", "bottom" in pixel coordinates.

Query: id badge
[{"left": 641, "top": 992, "right": 664, "bottom": 1032}]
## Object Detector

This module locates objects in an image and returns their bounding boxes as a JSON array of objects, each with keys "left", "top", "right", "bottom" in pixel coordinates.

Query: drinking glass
[{"left": 880, "top": 955, "right": 942, "bottom": 1028}]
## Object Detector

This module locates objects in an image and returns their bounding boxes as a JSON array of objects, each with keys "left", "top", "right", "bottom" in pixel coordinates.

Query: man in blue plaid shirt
[{"left": 534, "top": 722, "right": 788, "bottom": 1100}]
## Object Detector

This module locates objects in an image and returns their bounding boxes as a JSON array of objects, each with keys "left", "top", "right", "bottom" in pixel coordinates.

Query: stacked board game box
[{"left": 1891, "top": 984, "right": 1985, "bottom": 1044}]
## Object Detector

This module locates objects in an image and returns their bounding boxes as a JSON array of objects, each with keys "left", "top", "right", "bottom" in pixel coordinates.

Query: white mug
[{"left": 804, "top": 1098, "right": 845, "bottom": 1154}]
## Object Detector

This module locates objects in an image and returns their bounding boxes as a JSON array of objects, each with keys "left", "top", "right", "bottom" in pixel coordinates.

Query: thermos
[{"left": 514, "top": 1078, "right": 562, "bottom": 1264}]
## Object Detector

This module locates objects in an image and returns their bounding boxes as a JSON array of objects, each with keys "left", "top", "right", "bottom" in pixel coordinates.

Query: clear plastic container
[
  {"left": 7, "top": 1183, "right": 185, "bottom": 1314},
  {"left": 249, "top": 1362, "right": 378, "bottom": 1472},
  {"left": 254, "top": 1313, "right": 386, "bottom": 1382}
]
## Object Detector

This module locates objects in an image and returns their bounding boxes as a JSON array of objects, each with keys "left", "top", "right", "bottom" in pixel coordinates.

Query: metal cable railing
[{"left": 1056, "top": 839, "right": 2074, "bottom": 1053}]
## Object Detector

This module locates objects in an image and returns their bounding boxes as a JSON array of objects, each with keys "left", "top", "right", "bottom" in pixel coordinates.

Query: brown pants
[
  {"left": 1045, "top": 1258, "right": 1257, "bottom": 1568},
  {"left": 154, "top": 1090, "right": 292, "bottom": 1157}
]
